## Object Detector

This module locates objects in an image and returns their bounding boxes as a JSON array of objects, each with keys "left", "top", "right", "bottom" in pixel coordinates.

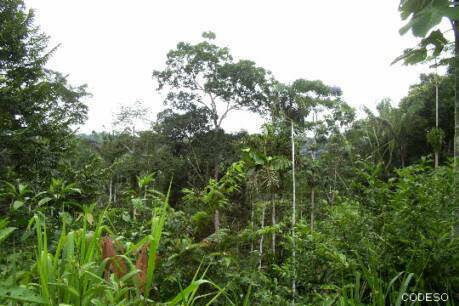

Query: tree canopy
[
  {"left": 153, "top": 32, "right": 272, "bottom": 130},
  {"left": 0, "top": 0, "right": 89, "bottom": 182}
]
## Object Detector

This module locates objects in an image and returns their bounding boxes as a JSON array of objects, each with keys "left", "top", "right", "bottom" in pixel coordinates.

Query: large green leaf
[
  {"left": 399, "top": 2, "right": 449, "bottom": 37},
  {"left": 421, "top": 29, "right": 448, "bottom": 56},
  {"left": 0, "top": 287, "right": 47, "bottom": 304},
  {"left": 411, "top": 7, "right": 442, "bottom": 37},
  {"left": 166, "top": 279, "right": 210, "bottom": 305},
  {"left": 250, "top": 152, "right": 265, "bottom": 165},
  {"left": 38, "top": 197, "right": 52, "bottom": 206},
  {"left": 391, "top": 47, "right": 427, "bottom": 65},
  {"left": 438, "top": 6, "right": 459, "bottom": 21},
  {"left": 393, "top": 29, "right": 448, "bottom": 65},
  {"left": 0, "top": 227, "right": 16, "bottom": 243},
  {"left": 12, "top": 200, "right": 24, "bottom": 210}
]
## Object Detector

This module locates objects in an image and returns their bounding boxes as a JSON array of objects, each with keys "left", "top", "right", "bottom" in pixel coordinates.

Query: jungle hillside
[{"left": 0, "top": 0, "right": 458, "bottom": 305}]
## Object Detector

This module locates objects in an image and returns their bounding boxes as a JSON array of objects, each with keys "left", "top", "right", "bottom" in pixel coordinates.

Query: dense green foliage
[
  {"left": 0, "top": 0, "right": 88, "bottom": 186},
  {"left": 0, "top": 1, "right": 458, "bottom": 305},
  {"left": 395, "top": 0, "right": 459, "bottom": 193}
]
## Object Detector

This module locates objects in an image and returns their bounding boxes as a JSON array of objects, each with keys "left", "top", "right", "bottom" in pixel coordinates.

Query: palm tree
[{"left": 242, "top": 143, "right": 290, "bottom": 266}]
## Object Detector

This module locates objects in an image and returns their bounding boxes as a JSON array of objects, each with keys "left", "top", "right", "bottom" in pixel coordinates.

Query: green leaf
[
  {"left": 400, "top": 3, "right": 446, "bottom": 37},
  {"left": 38, "top": 197, "right": 52, "bottom": 206},
  {"left": 119, "top": 269, "right": 140, "bottom": 283},
  {"left": 166, "top": 279, "right": 210, "bottom": 305},
  {"left": 391, "top": 47, "right": 427, "bottom": 65},
  {"left": 12, "top": 200, "right": 24, "bottom": 210},
  {"left": 250, "top": 152, "right": 265, "bottom": 165},
  {"left": 122, "top": 212, "right": 131, "bottom": 222},
  {"left": 420, "top": 30, "right": 448, "bottom": 56},
  {"left": 60, "top": 212, "right": 73, "bottom": 225},
  {"left": 411, "top": 9, "right": 442, "bottom": 37},
  {"left": 86, "top": 213, "right": 94, "bottom": 225},
  {"left": 131, "top": 198, "right": 144, "bottom": 209},
  {"left": 439, "top": 6, "right": 459, "bottom": 21},
  {"left": 70, "top": 187, "right": 82, "bottom": 194},
  {"left": 0, "top": 227, "right": 16, "bottom": 243},
  {"left": 18, "top": 184, "right": 29, "bottom": 195},
  {"left": 399, "top": 18, "right": 416, "bottom": 35},
  {"left": 395, "top": 273, "right": 415, "bottom": 306},
  {"left": 0, "top": 286, "right": 47, "bottom": 304}
]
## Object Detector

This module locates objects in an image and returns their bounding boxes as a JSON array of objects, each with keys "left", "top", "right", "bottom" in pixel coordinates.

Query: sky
[{"left": 26, "top": 0, "right": 438, "bottom": 134}]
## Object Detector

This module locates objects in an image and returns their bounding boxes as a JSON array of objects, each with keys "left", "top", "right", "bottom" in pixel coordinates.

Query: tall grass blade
[{"left": 395, "top": 273, "right": 414, "bottom": 306}]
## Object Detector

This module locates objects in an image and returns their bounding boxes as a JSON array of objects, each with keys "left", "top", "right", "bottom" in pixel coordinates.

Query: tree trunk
[
  {"left": 250, "top": 193, "right": 254, "bottom": 253},
  {"left": 271, "top": 194, "right": 276, "bottom": 256},
  {"left": 109, "top": 177, "right": 113, "bottom": 203},
  {"left": 436, "top": 82, "right": 439, "bottom": 130},
  {"left": 435, "top": 80, "right": 439, "bottom": 169},
  {"left": 290, "top": 120, "right": 296, "bottom": 300},
  {"left": 310, "top": 187, "right": 315, "bottom": 232},
  {"left": 213, "top": 149, "right": 221, "bottom": 232},
  {"left": 258, "top": 205, "right": 265, "bottom": 271},
  {"left": 453, "top": 19, "right": 459, "bottom": 236},
  {"left": 454, "top": 21, "right": 459, "bottom": 189},
  {"left": 214, "top": 209, "right": 220, "bottom": 232},
  {"left": 114, "top": 182, "right": 117, "bottom": 204},
  {"left": 331, "top": 165, "right": 337, "bottom": 203}
]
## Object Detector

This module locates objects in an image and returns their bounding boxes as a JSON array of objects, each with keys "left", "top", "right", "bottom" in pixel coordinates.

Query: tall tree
[
  {"left": 242, "top": 127, "right": 290, "bottom": 260},
  {"left": 277, "top": 79, "right": 353, "bottom": 230},
  {"left": 153, "top": 32, "right": 271, "bottom": 231},
  {"left": 153, "top": 31, "right": 271, "bottom": 132},
  {"left": 0, "top": 0, "right": 88, "bottom": 183},
  {"left": 268, "top": 79, "right": 353, "bottom": 301}
]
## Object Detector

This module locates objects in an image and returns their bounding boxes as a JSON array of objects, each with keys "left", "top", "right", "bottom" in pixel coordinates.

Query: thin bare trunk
[
  {"left": 213, "top": 153, "right": 221, "bottom": 232},
  {"left": 258, "top": 205, "right": 265, "bottom": 270},
  {"left": 291, "top": 120, "right": 296, "bottom": 300},
  {"left": 328, "top": 166, "right": 337, "bottom": 204},
  {"left": 250, "top": 193, "right": 254, "bottom": 253},
  {"left": 436, "top": 83, "right": 439, "bottom": 129},
  {"left": 214, "top": 209, "right": 220, "bottom": 232},
  {"left": 114, "top": 182, "right": 117, "bottom": 204},
  {"left": 310, "top": 187, "right": 315, "bottom": 232},
  {"left": 454, "top": 21, "right": 459, "bottom": 190},
  {"left": 271, "top": 194, "right": 276, "bottom": 256},
  {"left": 109, "top": 177, "right": 113, "bottom": 203},
  {"left": 310, "top": 113, "right": 317, "bottom": 232},
  {"left": 435, "top": 81, "right": 439, "bottom": 168}
]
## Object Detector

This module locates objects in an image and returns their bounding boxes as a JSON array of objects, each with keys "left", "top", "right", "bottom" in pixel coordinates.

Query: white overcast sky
[{"left": 26, "top": 0, "right": 439, "bottom": 134}]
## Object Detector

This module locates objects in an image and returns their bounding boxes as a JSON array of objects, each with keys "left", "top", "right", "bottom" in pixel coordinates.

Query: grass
[{"left": 0, "top": 184, "right": 222, "bottom": 305}]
